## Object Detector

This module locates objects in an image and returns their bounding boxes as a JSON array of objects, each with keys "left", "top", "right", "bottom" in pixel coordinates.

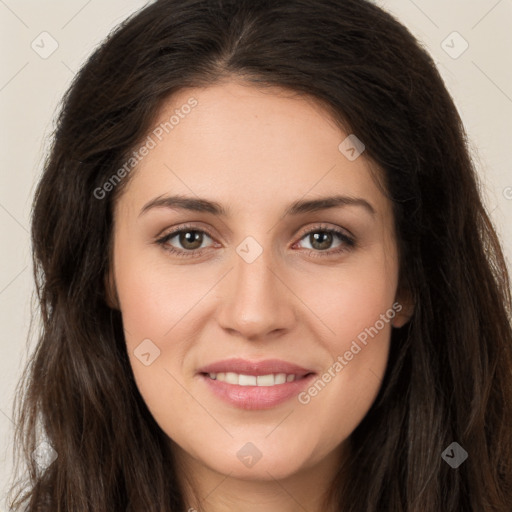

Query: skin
[{"left": 109, "top": 80, "right": 413, "bottom": 512}]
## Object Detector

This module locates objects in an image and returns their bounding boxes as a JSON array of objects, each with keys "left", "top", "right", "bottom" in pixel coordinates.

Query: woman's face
[{"left": 111, "top": 80, "right": 411, "bottom": 484}]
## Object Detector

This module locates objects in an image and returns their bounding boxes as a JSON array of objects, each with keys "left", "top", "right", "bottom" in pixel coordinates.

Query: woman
[{"left": 8, "top": 0, "right": 512, "bottom": 510}]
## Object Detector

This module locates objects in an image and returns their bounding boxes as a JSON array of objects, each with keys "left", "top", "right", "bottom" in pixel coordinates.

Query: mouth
[{"left": 196, "top": 358, "right": 317, "bottom": 410}]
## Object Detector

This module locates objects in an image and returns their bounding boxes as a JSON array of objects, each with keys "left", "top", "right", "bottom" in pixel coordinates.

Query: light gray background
[{"left": 1, "top": 1, "right": 511, "bottom": 509}]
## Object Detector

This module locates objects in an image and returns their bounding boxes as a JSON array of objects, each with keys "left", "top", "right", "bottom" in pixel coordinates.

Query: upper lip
[{"left": 197, "top": 358, "right": 315, "bottom": 377}]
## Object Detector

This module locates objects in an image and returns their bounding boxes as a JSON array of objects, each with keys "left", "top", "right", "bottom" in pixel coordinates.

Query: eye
[
  {"left": 155, "top": 224, "right": 218, "bottom": 258},
  {"left": 293, "top": 225, "right": 356, "bottom": 257}
]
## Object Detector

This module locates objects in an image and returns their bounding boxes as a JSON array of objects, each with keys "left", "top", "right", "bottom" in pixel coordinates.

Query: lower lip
[{"left": 199, "top": 373, "right": 316, "bottom": 410}]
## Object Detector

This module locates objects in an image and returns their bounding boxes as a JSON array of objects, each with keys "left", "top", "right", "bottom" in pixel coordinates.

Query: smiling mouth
[{"left": 201, "top": 371, "right": 315, "bottom": 386}]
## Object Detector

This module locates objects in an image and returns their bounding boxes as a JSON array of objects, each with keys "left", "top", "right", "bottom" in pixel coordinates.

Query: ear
[
  {"left": 391, "top": 284, "right": 415, "bottom": 328},
  {"left": 104, "top": 269, "right": 120, "bottom": 310}
]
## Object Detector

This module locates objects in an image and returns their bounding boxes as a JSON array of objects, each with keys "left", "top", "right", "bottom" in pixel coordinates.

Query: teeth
[
  {"left": 224, "top": 372, "right": 238, "bottom": 384},
  {"left": 239, "top": 374, "right": 257, "bottom": 386},
  {"left": 274, "top": 373, "right": 287, "bottom": 385},
  {"left": 257, "top": 374, "right": 274, "bottom": 386},
  {"left": 207, "top": 372, "right": 299, "bottom": 386}
]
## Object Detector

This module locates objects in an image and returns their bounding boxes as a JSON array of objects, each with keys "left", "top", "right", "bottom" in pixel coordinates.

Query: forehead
[{"left": 116, "top": 80, "right": 390, "bottom": 220}]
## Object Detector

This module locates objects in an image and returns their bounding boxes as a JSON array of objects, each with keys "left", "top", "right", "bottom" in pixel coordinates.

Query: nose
[{"left": 215, "top": 245, "right": 297, "bottom": 341}]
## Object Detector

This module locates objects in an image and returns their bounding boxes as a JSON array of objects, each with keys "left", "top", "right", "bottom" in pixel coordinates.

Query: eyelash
[{"left": 155, "top": 223, "right": 356, "bottom": 259}]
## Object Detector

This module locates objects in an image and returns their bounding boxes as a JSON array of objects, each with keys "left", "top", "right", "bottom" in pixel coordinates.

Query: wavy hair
[{"left": 8, "top": 0, "right": 512, "bottom": 510}]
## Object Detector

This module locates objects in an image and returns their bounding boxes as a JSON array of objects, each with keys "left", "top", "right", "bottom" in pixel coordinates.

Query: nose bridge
[
  {"left": 234, "top": 243, "right": 277, "bottom": 300},
  {"left": 215, "top": 236, "right": 295, "bottom": 338}
]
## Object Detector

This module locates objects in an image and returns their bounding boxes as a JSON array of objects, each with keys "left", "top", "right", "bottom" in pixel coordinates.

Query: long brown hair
[{"left": 8, "top": 0, "right": 512, "bottom": 510}]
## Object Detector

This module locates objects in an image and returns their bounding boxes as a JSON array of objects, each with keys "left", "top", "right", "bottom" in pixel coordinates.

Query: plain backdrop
[{"left": 1, "top": 0, "right": 511, "bottom": 509}]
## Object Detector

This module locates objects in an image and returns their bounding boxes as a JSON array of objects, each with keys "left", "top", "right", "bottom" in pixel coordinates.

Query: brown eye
[
  {"left": 156, "top": 226, "right": 216, "bottom": 257},
  {"left": 175, "top": 230, "right": 205, "bottom": 250},
  {"left": 308, "top": 231, "right": 335, "bottom": 251},
  {"left": 296, "top": 227, "right": 354, "bottom": 255}
]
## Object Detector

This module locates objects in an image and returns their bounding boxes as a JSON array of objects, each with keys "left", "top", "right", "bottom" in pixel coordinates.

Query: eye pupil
[
  {"left": 180, "top": 231, "right": 203, "bottom": 249},
  {"left": 310, "top": 232, "right": 333, "bottom": 250}
]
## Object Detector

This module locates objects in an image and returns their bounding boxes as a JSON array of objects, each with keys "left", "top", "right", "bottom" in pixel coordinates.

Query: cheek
[
  {"left": 294, "top": 249, "right": 397, "bottom": 432},
  {"left": 116, "top": 258, "right": 204, "bottom": 442},
  {"left": 115, "top": 248, "right": 209, "bottom": 340},
  {"left": 316, "top": 248, "right": 398, "bottom": 351},
  {"left": 112, "top": 238, "right": 196, "bottom": 402}
]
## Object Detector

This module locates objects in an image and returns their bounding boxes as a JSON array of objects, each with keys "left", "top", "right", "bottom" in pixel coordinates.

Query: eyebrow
[{"left": 139, "top": 194, "right": 376, "bottom": 218}]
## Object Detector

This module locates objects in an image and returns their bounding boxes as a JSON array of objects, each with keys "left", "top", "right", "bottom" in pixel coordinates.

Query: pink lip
[
  {"left": 196, "top": 358, "right": 316, "bottom": 410},
  {"left": 197, "top": 358, "right": 314, "bottom": 377}
]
